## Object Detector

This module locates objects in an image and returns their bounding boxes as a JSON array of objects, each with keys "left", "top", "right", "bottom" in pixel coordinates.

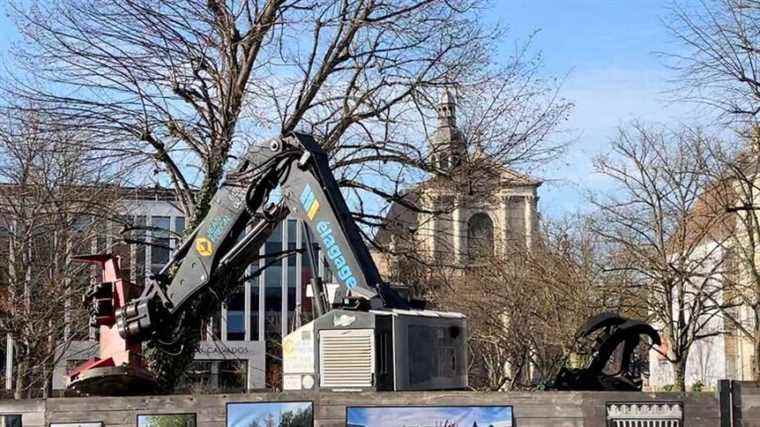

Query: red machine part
[{"left": 66, "top": 254, "right": 156, "bottom": 394}]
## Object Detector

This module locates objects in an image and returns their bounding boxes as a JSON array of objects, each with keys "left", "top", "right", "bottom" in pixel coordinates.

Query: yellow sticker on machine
[
  {"left": 307, "top": 199, "right": 320, "bottom": 220},
  {"left": 195, "top": 237, "right": 214, "bottom": 256}
]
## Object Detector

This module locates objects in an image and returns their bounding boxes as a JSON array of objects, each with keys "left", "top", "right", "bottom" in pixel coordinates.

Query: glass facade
[
  {"left": 134, "top": 215, "right": 147, "bottom": 285},
  {"left": 287, "top": 219, "right": 298, "bottom": 333},
  {"left": 150, "top": 215, "right": 171, "bottom": 274},
  {"left": 127, "top": 214, "right": 330, "bottom": 343},
  {"left": 180, "top": 359, "right": 248, "bottom": 393},
  {"left": 225, "top": 291, "right": 245, "bottom": 341},
  {"left": 54, "top": 206, "right": 334, "bottom": 392},
  {"left": 264, "top": 222, "right": 283, "bottom": 338}
]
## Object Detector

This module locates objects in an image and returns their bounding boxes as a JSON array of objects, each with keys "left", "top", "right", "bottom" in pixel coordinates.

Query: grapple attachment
[{"left": 553, "top": 312, "right": 661, "bottom": 391}]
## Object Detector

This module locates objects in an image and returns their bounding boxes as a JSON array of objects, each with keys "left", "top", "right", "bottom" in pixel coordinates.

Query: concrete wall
[
  {"left": 0, "top": 391, "right": 720, "bottom": 427},
  {"left": 53, "top": 339, "right": 266, "bottom": 392},
  {"left": 726, "top": 381, "right": 760, "bottom": 426}
]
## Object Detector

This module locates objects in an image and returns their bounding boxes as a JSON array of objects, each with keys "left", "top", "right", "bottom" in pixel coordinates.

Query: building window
[
  {"left": 202, "top": 308, "right": 222, "bottom": 341},
  {"left": 182, "top": 360, "right": 213, "bottom": 391},
  {"left": 95, "top": 218, "right": 108, "bottom": 253},
  {"left": 265, "top": 223, "right": 283, "bottom": 336},
  {"left": 226, "top": 291, "right": 245, "bottom": 341},
  {"left": 287, "top": 220, "right": 298, "bottom": 332},
  {"left": 134, "top": 215, "right": 147, "bottom": 285},
  {"left": 0, "top": 234, "right": 9, "bottom": 288},
  {"left": 150, "top": 216, "right": 171, "bottom": 273},
  {"left": 0, "top": 414, "right": 22, "bottom": 427},
  {"left": 71, "top": 215, "right": 92, "bottom": 234},
  {"left": 180, "top": 359, "right": 247, "bottom": 393},
  {"left": 440, "top": 153, "right": 450, "bottom": 170},
  {"left": 112, "top": 239, "right": 132, "bottom": 280},
  {"left": 301, "top": 238, "right": 318, "bottom": 320},
  {"left": 175, "top": 216, "right": 185, "bottom": 236},
  {"left": 507, "top": 197, "right": 526, "bottom": 246},
  {"left": 219, "top": 359, "right": 247, "bottom": 391},
  {"left": 250, "top": 274, "right": 260, "bottom": 341},
  {"left": 467, "top": 212, "right": 494, "bottom": 260}
]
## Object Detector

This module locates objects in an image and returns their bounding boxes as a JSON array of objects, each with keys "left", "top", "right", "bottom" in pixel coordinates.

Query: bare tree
[
  {"left": 0, "top": 109, "right": 125, "bottom": 398},
  {"left": 6, "top": 0, "right": 502, "bottom": 227},
  {"left": 665, "top": 0, "right": 760, "bottom": 121},
  {"left": 5, "top": 0, "right": 571, "bottom": 389},
  {"left": 429, "top": 218, "right": 609, "bottom": 391},
  {"left": 687, "top": 126, "right": 760, "bottom": 380},
  {"left": 590, "top": 123, "right": 729, "bottom": 391}
]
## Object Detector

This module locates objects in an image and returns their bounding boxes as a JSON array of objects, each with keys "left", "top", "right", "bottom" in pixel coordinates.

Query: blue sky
[
  {"left": 0, "top": 9, "right": 16, "bottom": 59},
  {"left": 0, "top": 1, "right": 696, "bottom": 218},
  {"left": 492, "top": 0, "right": 695, "bottom": 217},
  {"left": 347, "top": 405, "right": 512, "bottom": 427}
]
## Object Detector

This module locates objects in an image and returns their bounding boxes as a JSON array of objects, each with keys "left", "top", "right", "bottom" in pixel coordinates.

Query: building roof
[
  {"left": 373, "top": 191, "right": 420, "bottom": 247},
  {"left": 0, "top": 182, "right": 182, "bottom": 200},
  {"left": 371, "top": 308, "right": 467, "bottom": 318},
  {"left": 670, "top": 179, "right": 737, "bottom": 252}
]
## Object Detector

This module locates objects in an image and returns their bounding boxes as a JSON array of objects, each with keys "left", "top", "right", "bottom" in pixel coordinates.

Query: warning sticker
[{"left": 195, "top": 237, "right": 214, "bottom": 256}]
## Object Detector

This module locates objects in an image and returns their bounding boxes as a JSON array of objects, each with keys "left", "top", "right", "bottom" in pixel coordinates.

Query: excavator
[
  {"left": 67, "top": 132, "right": 468, "bottom": 395},
  {"left": 66, "top": 132, "right": 658, "bottom": 395}
]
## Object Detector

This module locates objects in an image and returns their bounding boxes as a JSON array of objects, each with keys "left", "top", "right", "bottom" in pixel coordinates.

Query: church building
[{"left": 373, "top": 90, "right": 542, "bottom": 279}]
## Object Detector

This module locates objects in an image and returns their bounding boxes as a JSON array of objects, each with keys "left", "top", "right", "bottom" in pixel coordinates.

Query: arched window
[
  {"left": 467, "top": 212, "right": 494, "bottom": 260},
  {"left": 439, "top": 153, "right": 450, "bottom": 170}
]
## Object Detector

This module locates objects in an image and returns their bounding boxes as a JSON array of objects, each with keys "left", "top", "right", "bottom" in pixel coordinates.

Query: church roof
[
  {"left": 419, "top": 157, "right": 542, "bottom": 190},
  {"left": 373, "top": 191, "right": 419, "bottom": 247},
  {"left": 659, "top": 178, "right": 736, "bottom": 259}
]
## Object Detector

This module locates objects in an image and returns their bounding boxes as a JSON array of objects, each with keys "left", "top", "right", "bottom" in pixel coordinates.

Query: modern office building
[{"left": 45, "top": 187, "right": 335, "bottom": 392}]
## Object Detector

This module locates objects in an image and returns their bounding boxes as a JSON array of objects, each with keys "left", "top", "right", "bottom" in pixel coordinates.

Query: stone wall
[{"left": 0, "top": 391, "right": 721, "bottom": 427}]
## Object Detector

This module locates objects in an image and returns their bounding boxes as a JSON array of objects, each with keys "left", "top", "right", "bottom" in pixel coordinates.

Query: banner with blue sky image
[{"left": 346, "top": 405, "right": 512, "bottom": 427}]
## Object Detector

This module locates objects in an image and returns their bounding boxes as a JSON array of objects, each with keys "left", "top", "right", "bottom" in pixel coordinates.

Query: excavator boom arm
[{"left": 116, "top": 133, "right": 406, "bottom": 341}]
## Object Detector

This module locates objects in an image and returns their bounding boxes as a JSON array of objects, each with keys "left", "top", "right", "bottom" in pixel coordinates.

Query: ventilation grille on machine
[{"left": 319, "top": 329, "right": 375, "bottom": 388}]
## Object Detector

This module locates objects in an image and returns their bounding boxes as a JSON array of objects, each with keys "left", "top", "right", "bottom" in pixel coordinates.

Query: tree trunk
[
  {"left": 754, "top": 330, "right": 760, "bottom": 381},
  {"left": 673, "top": 358, "right": 687, "bottom": 392},
  {"left": 14, "top": 355, "right": 25, "bottom": 400},
  {"left": 42, "top": 320, "right": 53, "bottom": 399}
]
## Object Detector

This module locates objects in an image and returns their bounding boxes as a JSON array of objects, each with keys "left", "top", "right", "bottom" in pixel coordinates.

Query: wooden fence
[{"left": 0, "top": 390, "right": 722, "bottom": 427}]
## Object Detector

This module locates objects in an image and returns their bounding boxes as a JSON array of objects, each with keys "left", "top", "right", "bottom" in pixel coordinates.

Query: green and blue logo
[{"left": 300, "top": 184, "right": 320, "bottom": 220}]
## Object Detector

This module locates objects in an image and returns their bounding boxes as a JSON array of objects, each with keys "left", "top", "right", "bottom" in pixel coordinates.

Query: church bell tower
[{"left": 429, "top": 89, "right": 466, "bottom": 172}]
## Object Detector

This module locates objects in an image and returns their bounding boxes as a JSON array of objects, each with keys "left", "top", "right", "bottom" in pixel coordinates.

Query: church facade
[{"left": 373, "top": 91, "right": 541, "bottom": 279}]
